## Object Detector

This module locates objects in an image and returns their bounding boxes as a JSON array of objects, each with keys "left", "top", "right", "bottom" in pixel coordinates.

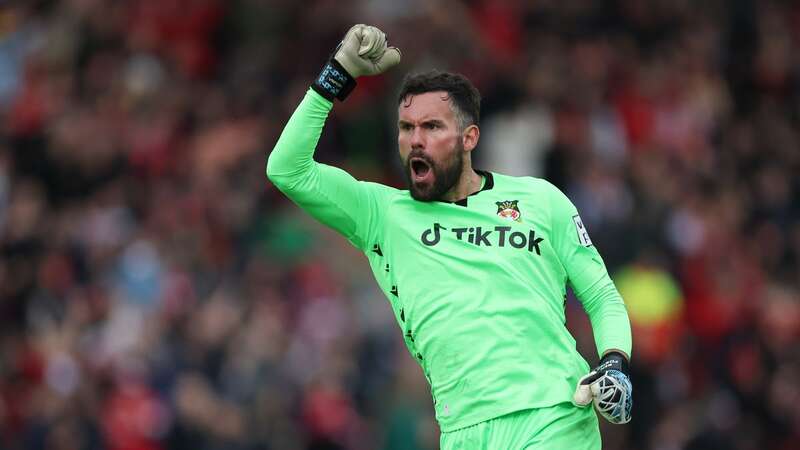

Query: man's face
[{"left": 398, "top": 91, "right": 464, "bottom": 201}]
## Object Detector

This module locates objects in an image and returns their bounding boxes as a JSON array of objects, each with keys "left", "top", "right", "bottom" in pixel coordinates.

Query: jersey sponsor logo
[
  {"left": 495, "top": 200, "right": 521, "bottom": 222},
  {"left": 420, "top": 222, "right": 544, "bottom": 255},
  {"left": 573, "top": 214, "right": 593, "bottom": 247}
]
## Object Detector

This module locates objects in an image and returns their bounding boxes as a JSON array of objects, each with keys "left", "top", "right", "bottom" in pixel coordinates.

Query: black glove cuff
[
  {"left": 311, "top": 58, "right": 356, "bottom": 102},
  {"left": 598, "top": 352, "right": 629, "bottom": 376}
]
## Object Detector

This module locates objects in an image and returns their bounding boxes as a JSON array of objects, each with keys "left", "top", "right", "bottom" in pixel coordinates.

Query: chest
[{"left": 382, "top": 194, "right": 560, "bottom": 282}]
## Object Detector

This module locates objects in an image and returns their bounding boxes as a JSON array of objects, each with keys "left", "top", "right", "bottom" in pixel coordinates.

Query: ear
[{"left": 462, "top": 124, "right": 480, "bottom": 152}]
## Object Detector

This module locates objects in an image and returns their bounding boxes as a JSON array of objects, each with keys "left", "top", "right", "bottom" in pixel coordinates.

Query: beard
[{"left": 402, "top": 141, "right": 464, "bottom": 202}]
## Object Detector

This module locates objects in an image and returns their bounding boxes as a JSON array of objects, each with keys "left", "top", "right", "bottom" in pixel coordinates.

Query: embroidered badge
[{"left": 496, "top": 200, "right": 521, "bottom": 222}]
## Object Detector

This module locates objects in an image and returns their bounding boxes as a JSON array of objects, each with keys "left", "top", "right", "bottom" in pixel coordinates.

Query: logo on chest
[
  {"left": 420, "top": 223, "right": 544, "bottom": 255},
  {"left": 496, "top": 200, "right": 521, "bottom": 222}
]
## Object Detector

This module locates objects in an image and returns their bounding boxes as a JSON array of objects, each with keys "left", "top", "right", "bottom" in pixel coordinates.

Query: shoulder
[
  {"left": 489, "top": 172, "right": 574, "bottom": 219},
  {"left": 359, "top": 180, "right": 403, "bottom": 196},
  {"left": 358, "top": 181, "right": 410, "bottom": 206},
  {"left": 490, "top": 171, "right": 561, "bottom": 196}
]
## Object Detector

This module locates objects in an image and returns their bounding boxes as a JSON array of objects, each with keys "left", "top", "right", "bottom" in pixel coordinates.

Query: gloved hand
[
  {"left": 312, "top": 24, "right": 402, "bottom": 102},
  {"left": 334, "top": 24, "right": 401, "bottom": 78},
  {"left": 573, "top": 352, "right": 632, "bottom": 424}
]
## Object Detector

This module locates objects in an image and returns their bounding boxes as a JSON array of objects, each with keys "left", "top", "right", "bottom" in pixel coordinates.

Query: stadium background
[{"left": 0, "top": 0, "right": 798, "bottom": 449}]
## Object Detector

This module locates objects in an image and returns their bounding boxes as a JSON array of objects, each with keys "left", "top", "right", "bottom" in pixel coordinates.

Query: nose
[{"left": 410, "top": 126, "right": 425, "bottom": 150}]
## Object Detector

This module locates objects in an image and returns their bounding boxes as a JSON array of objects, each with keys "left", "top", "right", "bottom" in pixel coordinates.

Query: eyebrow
[{"left": 398, "top": 119, "right": 446, "bottom": 127}]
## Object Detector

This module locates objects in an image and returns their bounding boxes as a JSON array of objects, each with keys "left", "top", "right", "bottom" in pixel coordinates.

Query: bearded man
[{"left": 267, "top": 24, "right": 632, "bottom": 449}]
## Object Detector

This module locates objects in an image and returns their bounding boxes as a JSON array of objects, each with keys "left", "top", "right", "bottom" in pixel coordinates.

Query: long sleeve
[
  {"left": 266, "top": 88, "right": 394, "bottom": 251},
  {"left": 546, "top": 181, "right": 632, "bottom": 359}
]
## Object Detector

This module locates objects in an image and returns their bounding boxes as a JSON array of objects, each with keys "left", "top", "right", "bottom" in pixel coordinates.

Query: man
[{"left": 267, "top": 24, "right": 632, "bottom": 449}]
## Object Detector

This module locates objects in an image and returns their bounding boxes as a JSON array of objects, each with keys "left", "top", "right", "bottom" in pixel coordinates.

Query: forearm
[
  {"left": 578, "top": 277, "right": 632, "bottom": 360},
  {"left": 266, "top": 88, "right": 332, "bottom": 189}
]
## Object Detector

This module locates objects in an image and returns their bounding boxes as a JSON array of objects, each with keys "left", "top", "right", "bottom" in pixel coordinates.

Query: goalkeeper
[{"left": 267, "top": 24, "right": 632, "bottom": 449}]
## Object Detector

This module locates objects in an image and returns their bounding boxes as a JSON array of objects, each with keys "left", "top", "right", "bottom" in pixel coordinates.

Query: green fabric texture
[
  {"left": 439, "top": 404, "right": 600, "bottom": 450},
  {"left": 267, "top": 89, "right": 632, "bottom": 432}
]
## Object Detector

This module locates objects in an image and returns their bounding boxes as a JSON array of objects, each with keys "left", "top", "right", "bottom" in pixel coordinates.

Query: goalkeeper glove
[
  {"left": 573, "top": 351, "right": 632, "bottom": 424},
  {"left": 312, "top": 24, "right": 402, "bottom": 102}
]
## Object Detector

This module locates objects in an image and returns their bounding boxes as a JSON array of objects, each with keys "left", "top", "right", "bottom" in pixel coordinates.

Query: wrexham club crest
[{"left": 496, "top": 200, "right": 521, "bottom": 222}]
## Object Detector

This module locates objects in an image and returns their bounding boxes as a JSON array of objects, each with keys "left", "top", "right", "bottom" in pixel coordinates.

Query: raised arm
[{"left": 266, "top": 25, "right": 401, "bottom": 251}]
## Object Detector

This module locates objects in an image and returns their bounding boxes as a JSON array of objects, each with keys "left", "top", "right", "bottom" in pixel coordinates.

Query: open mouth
[{"left": 410, "top": 157, "right": 432, "bottom": 182}]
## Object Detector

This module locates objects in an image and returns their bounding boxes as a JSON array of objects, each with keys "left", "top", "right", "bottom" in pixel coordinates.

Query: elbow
[
  {"left": 265, "top": 150, "right": 277, "bottom": 180},
  {"left": 265, "top": 150, "right": 284, "bottom": 185},
  {"left": 265, "top": 149, "right": 303, "bottom": 192}
]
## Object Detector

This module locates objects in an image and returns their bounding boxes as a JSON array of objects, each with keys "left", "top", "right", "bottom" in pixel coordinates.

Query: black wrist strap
[
  {"left": 598, "top": 352, "right": 629, "bottom": 376},
  {"left": 311, "top": 58, "right": 356, "bottom": 102}
]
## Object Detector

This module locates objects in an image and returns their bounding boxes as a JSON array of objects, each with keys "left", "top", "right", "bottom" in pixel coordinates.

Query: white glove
[
  {"left": 573, "top": 352, "right": 633, "bottom": 424},
  {"left": 333, "top": 24, "right": 401, "bottom": 78}
]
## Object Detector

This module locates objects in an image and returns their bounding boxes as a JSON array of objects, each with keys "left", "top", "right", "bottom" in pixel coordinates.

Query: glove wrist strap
[
  {"left": 599, "top": 352, "right": 629, "bottom": 376},
  {"left": 312, "top": 58, "right": 356, "bottom": 102}
]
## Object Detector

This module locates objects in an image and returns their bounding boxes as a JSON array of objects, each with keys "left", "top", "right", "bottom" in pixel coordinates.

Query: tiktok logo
[
  {"left": 421, "top": 223, "right": 447, "bottom": 246},
  {"left": 419, "top": 223, "right": 544, "bottom": 255}
]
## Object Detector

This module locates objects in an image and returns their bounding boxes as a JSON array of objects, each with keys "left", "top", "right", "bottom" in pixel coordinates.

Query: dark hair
[{"left": 397, "top": 70, "right": 481, "bottom": 130}]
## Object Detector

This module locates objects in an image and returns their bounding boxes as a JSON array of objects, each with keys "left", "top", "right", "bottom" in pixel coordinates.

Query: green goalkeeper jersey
[{"left": 267, "top": 90, "right": 632, "bottom": 432}]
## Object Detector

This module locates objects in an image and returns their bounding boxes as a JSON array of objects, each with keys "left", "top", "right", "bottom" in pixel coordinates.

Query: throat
[{"left": 442, "top": 171, "right": 484, "bottom": 202}]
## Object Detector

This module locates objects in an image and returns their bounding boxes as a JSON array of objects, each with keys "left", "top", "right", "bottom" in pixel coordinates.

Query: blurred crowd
[{"left": 0, "top": 0, "right": 798, "bottom": 449}]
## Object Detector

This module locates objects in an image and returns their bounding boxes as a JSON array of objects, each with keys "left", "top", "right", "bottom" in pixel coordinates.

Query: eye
[
  {"left": 424, "top": 122, "right": 439, "bottom": 130},
  {"left": 399, "top": 123, "right": 413, "bottom": 131}
]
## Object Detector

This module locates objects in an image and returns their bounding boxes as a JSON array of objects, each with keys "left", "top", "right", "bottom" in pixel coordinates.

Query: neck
[{"left": 442, "top": 165, "right": 483, "bottom": 202}]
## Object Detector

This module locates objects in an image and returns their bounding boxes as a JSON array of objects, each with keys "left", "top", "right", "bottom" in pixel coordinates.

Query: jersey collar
[{"left": 445, "top": 170, "right": 494, "bottom": 207}]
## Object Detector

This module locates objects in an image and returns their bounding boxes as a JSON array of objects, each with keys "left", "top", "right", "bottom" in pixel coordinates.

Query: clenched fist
[
  {"left": 312, "top": 24, "right": 401, "bottom": 102},
  {"left": 334, "top": 24, "right": 401, "bottom": 78}
]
